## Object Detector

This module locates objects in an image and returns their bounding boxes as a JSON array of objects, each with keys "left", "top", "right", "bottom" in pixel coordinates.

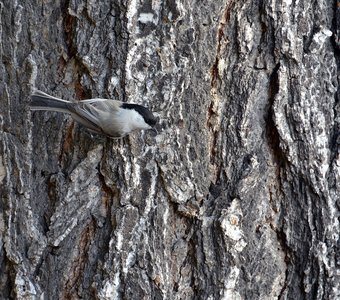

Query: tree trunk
[{"left": 0, "top": 0, "right": 339, "bottom": 299}]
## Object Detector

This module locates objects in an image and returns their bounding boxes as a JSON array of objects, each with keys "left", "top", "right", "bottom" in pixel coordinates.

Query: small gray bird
[{"left": 30, "top": 90, "right": 157, "bottom": 138}]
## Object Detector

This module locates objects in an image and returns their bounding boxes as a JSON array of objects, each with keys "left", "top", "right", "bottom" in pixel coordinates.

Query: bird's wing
[{"left": 67, "top": 99, "right": 122, "bottom": 135}]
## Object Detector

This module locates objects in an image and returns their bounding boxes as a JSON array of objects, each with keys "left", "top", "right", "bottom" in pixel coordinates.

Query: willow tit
[{"left": 30, "top": 90, "right": 157, "bottom": 138}]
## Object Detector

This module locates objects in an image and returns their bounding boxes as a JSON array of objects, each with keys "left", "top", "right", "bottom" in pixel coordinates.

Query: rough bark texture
[{"left": 0, "top": 0, "right": 339, "bottom": 299}]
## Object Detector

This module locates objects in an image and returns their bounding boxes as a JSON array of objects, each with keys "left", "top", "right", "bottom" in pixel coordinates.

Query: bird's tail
[{"left": 30, "top": 90, "right": 71, "bottom": 113}]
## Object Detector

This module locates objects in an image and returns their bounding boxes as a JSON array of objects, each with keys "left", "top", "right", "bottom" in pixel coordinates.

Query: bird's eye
[{"left": 149, "top": 118, "right": 157, "bottom": 126}]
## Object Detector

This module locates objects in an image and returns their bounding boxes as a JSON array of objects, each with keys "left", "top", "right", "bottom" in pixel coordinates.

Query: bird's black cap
[{"left": 122, "top": 103, "right": 157, "bottom": 126}]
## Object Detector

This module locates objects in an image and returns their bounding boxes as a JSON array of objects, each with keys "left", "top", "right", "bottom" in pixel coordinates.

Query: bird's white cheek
[{"left": 136, "top": 119, "right": 151, "bottom": 130}]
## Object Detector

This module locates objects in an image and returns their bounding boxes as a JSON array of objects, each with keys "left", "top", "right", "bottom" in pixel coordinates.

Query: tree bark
[{"left": 0, "top": 0, "right": 339, "bottom": 299}]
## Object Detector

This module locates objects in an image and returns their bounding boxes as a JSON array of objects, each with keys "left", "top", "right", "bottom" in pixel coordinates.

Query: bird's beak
[{"left": 150, "top": 127, "right": 158, "bottom": 135}]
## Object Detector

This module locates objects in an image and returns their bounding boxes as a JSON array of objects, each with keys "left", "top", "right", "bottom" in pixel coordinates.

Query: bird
[{"left": 30, "top": 90, "right": 158, "bottom": 138}]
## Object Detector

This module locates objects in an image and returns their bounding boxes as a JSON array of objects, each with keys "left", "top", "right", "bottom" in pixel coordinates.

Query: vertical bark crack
[
  {"left": 265, "top": 63, "right": 285, "bottom": 168},
  {"left": 210, "top": 0, "right": 235, "bottom": 89}
]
